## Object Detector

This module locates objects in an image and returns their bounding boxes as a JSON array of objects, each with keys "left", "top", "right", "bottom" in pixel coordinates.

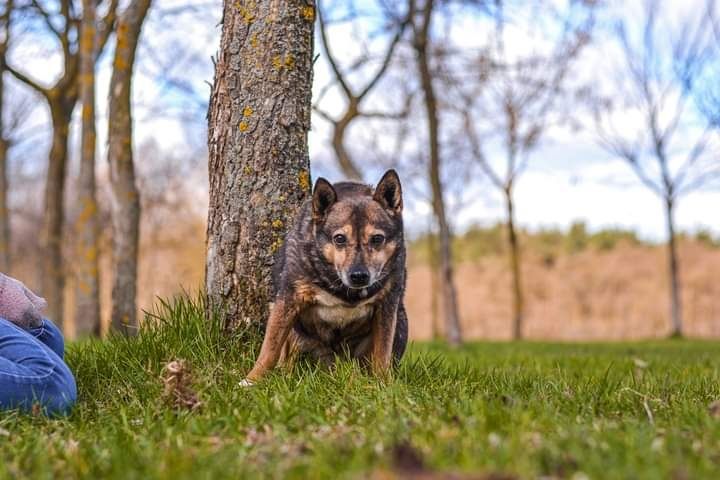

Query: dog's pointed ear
[
  {"left": 312, "top": 177, "right": 337, "bottom": 220},
  {"left": 373, "top": 169, "right": 403, "bottom": 214}
]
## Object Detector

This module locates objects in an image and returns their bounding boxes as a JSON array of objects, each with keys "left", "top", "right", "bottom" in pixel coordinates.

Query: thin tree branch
[
  {"left": 97, "top": 0, "right": 120, "bottom": 56},
  {"left": 4, "top": 63, "right": 49, "bottom": 98},
  {"left": 463, "top": 109, "right": 504, "bottom": 190},
  {"left": 357, "top": 13, "right": 409, "bottom": 99},
  {"left": 674, "top": 126, "right": 712, "bottom": 189},
  {"left": 29, "top": 0, "right": 64, "bottom": 39},
  {"left": 312, "top": 105, "right": 337, "bottom": 125},
  {"left": 317, "top": 2, "right": 354, "bottom": 99}
]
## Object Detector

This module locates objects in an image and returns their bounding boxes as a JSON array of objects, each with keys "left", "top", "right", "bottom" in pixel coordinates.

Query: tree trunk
[
  {"left": 331, "top": 104, "right": 363, "bottom": 181},
  {"left": 108, "top": 0, "right": 151, "bottom": 334},
  {"left": 41, "top": 100, "right": 73, "bottom": 327},
  {"left": 413, "top": 0, "right": 462, "bottom": 345},
  {"left": 505, "top": 186, "right": 524, "bottom": 340},
  {"left": 428, "top": 225, "right": 440, "bottom": 339},
  {"left": 74, "top": 0, "right": 101, "bottom": 336},
  {"left": 0, "top": 0, "right": 10, "bottom": 273},
  {"left": 0, "top": 138, "right": 8, "bottom": 274},
  {"left": 206, "top": 0, "right": 315, "bottom": 328},
  {"left": 665, "top": 197, "right": 682, "bottom": 337}
]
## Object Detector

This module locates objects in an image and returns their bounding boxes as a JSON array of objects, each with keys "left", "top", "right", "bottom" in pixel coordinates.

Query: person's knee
[
  {"left": 39, "top": 365, "right": 77, "bottom": 416},
  {"left": 31, "top": 319, "right": 65, "bottom": 359},
  {"left": 44, "top": 381, "right": 77, "bottom": 416}
]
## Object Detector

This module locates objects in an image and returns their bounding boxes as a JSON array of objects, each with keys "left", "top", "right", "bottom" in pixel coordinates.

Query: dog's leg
[
  {"left": 370, "top": 296, "right": 399, "bottom": 378},
  {"left": 242, "top": 299, "right": 299, "bottom": 385},
  {"left": 278, "top": 329, "right": 300, "bottom": 369}
]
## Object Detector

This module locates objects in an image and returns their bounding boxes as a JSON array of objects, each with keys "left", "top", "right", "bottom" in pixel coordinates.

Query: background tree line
[{"left": 1, "top": 0, "right": 719, "bottom": 342}]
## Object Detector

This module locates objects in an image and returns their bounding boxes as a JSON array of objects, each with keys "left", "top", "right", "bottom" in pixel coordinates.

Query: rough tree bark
[
  {"left": 665, "top": 197, "right": 682, "bottom": 337},
  {"left": 75, "top": 0, "right": 101, "bottom": 336},
  {"left": 108, "top": 0, "right": 151, "bottom": 334},
  {"left": 0, "top": 0, "right": 11, "bottom": 273},
  {"left": 206, "top": 0, "right": 315, "bottom": 328},
  {"left": 412, "top": 0, "right": 462, "bottom": 345}
]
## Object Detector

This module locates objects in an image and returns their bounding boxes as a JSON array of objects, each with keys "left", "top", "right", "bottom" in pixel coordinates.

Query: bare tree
[
  {"left": 5, "top": 0, "right": 117, "bottom": 327},
  {"left": 410, "top": 0, "right": 462, "bottom": 345},
  {"left": 0, "top": 0, "right": 13, "bottom": 273},
  {"left": 108, "top": 0, "right": 152, "bottom": 334},
  {"left": 461, "top": 1, "right": 595, "bottom": 339},
  {"left": 74, "top": 0, "right": 101, "bottom": 336},
  {"left": 314, "top": 0, "right": 410, "bottom": 180},
  {"left": 206, "top": 0, "right": 315, "bottom": 328},
  {"left": 1, "top": 2, "right": 37, "bottom": 274},
  {"left": 594, "top": 0, "right": 720, "bottom": 337}
]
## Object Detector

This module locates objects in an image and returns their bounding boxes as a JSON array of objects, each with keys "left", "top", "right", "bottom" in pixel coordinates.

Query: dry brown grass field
[
  {"left": 15, "top": 222, "right": 717, "bottom": 341},
  {"left": 407, "top": 240, "right": 720, "bottom": 340}
]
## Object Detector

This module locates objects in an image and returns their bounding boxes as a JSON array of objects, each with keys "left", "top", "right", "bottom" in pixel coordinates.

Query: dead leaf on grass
[
  {"left": 161, "top": 359, "right": 202, "bottom": 411},
  {"left": 708, "top": 400, "right": 720, "bottom": 418}
]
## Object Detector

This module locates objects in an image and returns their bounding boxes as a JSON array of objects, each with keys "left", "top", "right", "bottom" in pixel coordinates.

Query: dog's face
[{"left": 312, "top": 170, "right": 403, "bottom": 290}]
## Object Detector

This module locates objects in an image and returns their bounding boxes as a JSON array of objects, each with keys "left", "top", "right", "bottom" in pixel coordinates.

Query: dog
[{"left": 241, "top": 169, "right": 408, "bottom": 385}]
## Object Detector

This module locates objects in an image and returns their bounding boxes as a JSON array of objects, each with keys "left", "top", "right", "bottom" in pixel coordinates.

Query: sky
[{"left": 6, "top": 0, "right": 720, "bottom": 242}]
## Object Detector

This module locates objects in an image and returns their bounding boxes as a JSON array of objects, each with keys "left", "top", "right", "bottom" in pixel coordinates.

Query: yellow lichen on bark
[
  {"left": 270, "top": 238, "right": 284, "bottom": 254},
  {"left": 239, "top": 121, "right": 249, "bottom": 132},
  {"left": 243, "top": 106, "right": 253, "bottom": 117},
  {"left": 272, "top": 54, "right": 295, "bottom": 71},
  {"left": 301, "top": 5, "right": 315, "bottom": 22},
  {"left": 236, "top": 1, "right": 256, "bottom": 24},
  {"left": 298, "top": 170, "right": 310, "bottom": 191}
]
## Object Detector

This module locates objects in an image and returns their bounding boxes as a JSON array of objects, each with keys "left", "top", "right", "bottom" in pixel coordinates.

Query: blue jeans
[{"left": 0, "top": 318, "right": 77, "bottom": 416}]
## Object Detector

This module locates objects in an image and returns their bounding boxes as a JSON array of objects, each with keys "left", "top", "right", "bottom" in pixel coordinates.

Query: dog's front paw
[{"left": 239, "top": 378, "right": 255, "bottom": 388}]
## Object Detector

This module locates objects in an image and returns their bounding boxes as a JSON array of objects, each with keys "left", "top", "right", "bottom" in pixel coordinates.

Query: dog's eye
[
  {"left": 333, "top": 234, "right": 347, "bottom": 246},
  {"left": 369, "top": 234, "right": 385, "bottom": 247}
]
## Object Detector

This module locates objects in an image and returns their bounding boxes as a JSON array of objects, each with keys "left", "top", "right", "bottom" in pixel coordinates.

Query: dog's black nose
[{"left": 349, "top": 268, "right": 370, "bottom": 287}]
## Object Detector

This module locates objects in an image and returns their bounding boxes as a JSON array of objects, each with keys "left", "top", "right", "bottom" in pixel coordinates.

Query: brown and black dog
[{"left": 241, "top": 170, "right": 408, "bottom": 385}]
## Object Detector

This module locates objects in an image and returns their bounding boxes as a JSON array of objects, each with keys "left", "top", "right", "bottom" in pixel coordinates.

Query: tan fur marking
[
  {"left": 322, "top": 243, "right": 335, "bottom": 264},
  {"left": 361, "top": 222, "right": 397, "bottom": 282},
  {"left": 307, "top": 290, "right": 374, "bottom": 328},
  {"left": 293, "top": 279, "right": 317, "bottom": 303}
]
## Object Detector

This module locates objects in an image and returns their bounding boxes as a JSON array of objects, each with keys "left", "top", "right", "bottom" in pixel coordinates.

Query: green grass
[{"left": 2, "top": 296, "right": 720, "bottom": 479}]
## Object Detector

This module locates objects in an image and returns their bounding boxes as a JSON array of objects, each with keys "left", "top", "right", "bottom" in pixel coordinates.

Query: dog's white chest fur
[{"left": 305, "top": 290, "right": 374, "bottom": 328}]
